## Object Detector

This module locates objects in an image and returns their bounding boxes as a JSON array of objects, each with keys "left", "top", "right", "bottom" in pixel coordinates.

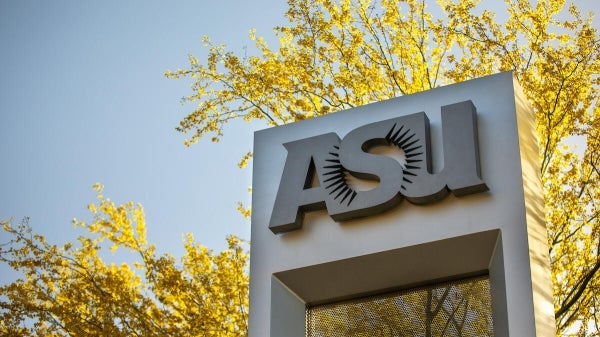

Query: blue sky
[{"left": 0, "top": 0, "right": 287, "bottom": 268}]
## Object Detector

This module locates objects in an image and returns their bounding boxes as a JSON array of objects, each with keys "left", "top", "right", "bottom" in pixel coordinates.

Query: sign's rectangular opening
[{"left": 306, "top": 275, "right": 494, "bottom": 337}]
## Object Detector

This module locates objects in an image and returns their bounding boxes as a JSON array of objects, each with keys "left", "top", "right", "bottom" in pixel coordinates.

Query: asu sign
[
  {"left": 270, "top": 100, "right": 488, "bottom": 233},
  {"left": 250, "top": 73, "right": 556, "bottom": 337}
]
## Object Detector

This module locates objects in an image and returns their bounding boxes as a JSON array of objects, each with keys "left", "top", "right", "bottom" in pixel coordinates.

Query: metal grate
[{"left": 306, "top": 276, "right": 494, "bottom": 337}]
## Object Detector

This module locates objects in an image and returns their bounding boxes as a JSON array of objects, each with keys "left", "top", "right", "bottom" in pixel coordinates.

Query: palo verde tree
[
  {"left": 1, "top": 1, "right": 598, "bottom": 336},
  {"left": 0, "top": 184, "right": 249, "bottom": 336},
  {"left": 165, "top": 0, "right": 599, "bottom": 335}
]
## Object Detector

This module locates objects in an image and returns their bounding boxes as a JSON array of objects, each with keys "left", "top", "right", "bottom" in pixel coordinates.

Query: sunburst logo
[{"left": 323, "top": 123, "right": 423, "bottom": 207}]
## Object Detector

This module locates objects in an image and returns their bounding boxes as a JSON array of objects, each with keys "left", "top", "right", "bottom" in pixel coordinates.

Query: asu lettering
[{"left": 269, "top": 100, "right": 488, "bottom": 234}]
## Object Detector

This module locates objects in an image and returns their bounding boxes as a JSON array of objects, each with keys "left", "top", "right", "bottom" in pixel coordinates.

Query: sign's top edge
[{"left": 253, "top": 71, "right": 515, "bottom": 137}]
